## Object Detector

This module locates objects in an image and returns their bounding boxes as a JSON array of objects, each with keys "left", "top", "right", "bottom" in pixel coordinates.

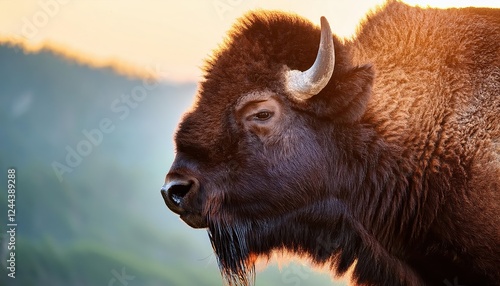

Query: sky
[{"left": 1, "top": 0, "right": 499, "bottom": 82}]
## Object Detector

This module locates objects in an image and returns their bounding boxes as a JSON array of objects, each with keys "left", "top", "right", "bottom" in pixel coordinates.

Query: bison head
[{"left": 161, "top": 12, "right": 375, "bottom": 285}]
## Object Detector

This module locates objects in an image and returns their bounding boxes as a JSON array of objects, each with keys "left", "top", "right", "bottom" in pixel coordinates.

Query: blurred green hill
[{"left": 0, "top": 44, "right": 341, "bottom": 286}]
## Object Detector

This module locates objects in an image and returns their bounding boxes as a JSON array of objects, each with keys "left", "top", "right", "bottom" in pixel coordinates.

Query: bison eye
[{"left": 251, "top": 111, "right": 274, "bottom": 121}]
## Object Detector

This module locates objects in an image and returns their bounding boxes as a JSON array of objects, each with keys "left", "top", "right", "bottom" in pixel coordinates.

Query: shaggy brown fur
[{"left": 161, "top": 1, "right": 500, "bottom": 285}]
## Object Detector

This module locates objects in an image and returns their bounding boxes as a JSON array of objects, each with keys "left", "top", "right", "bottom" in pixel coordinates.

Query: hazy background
[{"left": 0, "top": 0, "right": 498, "bottom": 285}]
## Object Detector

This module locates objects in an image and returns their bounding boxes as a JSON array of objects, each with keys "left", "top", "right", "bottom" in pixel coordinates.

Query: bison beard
[{"left": 207, "top": 220, "right": 255, "bottom": 286}]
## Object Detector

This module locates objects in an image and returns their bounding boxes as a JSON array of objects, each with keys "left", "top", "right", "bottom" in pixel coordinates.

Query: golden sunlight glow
[
  {"left": 0, "top": 0, "right": 498, "bottom": 82},
  {"left": 404, "top": 0, "right": 499, "bottom": 8}
]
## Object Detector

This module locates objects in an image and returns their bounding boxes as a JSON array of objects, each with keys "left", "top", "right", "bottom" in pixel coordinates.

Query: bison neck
[
  {"left": 319, "top": 125, "right": 425, "bottom": 284},
  {"left": 266, "top": 124, "right": 449, "bottom": 285},
  {"left": 283, "top": 123, "right": 494, "bottom": 285}
]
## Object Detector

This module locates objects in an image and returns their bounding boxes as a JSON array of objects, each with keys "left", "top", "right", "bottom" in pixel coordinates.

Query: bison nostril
[
  {"left": 168, "top": 182, "right": 192, "bottom": 206},
  {"left": 161, "top": 179, "right": 195, "bottom": 213}
]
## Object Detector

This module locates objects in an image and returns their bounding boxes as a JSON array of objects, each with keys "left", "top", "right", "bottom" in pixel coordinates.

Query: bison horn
[{"left": 286, "top": 16, "right": 335, "bottom": 100}]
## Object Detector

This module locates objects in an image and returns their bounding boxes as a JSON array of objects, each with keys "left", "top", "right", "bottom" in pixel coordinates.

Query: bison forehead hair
[
  {"left": 178, "top": 11, "right": 372, "bottom": 159},
  {"left": 161, "top": 2, "right": 500, "bottom": 286},
  {"left": 201, "top": 11, "right": 344, "bottom": 98}
]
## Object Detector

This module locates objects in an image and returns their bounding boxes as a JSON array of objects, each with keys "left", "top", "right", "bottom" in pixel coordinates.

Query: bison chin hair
[
  {"left": 207, "top": 218, "right": 256, "bottom": 286},
  {"left": 205, "top": 198, "right": 351, "bottom": 286}
]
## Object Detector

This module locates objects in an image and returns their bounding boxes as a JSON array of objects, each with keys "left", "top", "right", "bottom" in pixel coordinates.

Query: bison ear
[{"left": 312, "top": 64, "right": 374, "bottom": 123}]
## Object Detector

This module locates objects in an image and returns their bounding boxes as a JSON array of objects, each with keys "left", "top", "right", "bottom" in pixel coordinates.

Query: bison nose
[{"left": 161, "top": 177, "right": 197, "bottom": 214}]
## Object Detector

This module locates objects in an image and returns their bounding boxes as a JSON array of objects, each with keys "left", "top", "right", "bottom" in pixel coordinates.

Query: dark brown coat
[{"left": 161, "top": 1, "right": 500, "bottom": 285}]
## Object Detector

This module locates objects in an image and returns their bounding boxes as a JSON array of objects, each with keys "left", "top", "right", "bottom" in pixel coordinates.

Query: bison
[{"left": 160, "top": 1, "right": 500, "bottom": 285}]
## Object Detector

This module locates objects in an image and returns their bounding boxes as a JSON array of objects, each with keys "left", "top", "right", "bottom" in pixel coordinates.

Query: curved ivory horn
[{"left": 286, "top": 16, "right": 335, "bottom": 100}]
